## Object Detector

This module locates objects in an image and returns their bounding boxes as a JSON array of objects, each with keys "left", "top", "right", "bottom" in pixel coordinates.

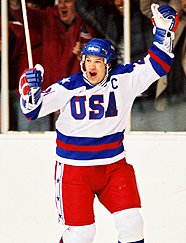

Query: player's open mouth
[{"left": 90, "top": 72, "right": 97, "bottom": 77}]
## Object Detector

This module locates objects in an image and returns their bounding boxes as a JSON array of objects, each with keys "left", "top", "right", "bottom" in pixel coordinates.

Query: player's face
[
  {"left": 58, "top": 0, "right": 76, "bottom": 25},
  {"left": 84, "top": 56, "right": 107, "bottom": 85}
]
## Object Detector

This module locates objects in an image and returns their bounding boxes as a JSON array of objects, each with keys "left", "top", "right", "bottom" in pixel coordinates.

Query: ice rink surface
[{"left": 0, "top": 132, "right": 186, "bottom": 243}]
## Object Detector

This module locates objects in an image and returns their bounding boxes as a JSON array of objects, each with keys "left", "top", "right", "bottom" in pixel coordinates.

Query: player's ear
[{"left": 107, "top": 63, "right": 112, "bottom": 71}]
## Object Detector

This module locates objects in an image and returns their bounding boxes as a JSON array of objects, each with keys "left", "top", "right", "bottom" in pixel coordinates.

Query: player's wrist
[
  {"left": 153, "top": 27, "right": 174, "bottom": 43},
  {"left": 153, "top": 27, "right": 174, "bottom": 53}
]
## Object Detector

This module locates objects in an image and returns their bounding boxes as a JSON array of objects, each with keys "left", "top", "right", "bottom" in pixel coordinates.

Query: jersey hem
[{"left": 55, "top": 152, "right": 126, "bottom": 166}]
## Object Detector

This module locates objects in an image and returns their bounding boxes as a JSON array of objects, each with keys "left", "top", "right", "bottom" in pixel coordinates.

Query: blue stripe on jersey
[
  {"left": 24, "top": 103, "right": 42, "bottom": 120},
  {"left": 56, "top": 130, "right": 124, "bottom": 161},
  {"left": 56, "top": 144, "right": 124, "bottom": 160},
  {"left": 56, "top": 129, "right": 123, "bottom": 145},
  {"left": 148, "top": 44, "right": 173, "bottom": 76}
]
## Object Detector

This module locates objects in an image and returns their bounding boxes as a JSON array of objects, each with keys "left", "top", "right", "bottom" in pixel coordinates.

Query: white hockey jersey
[{"left": 20, "top": 44, "right": 174, "bottom": 166}]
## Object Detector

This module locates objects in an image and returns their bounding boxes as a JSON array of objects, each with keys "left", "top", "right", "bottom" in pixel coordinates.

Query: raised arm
[
  {"left": 19, "top": 64, "right": 64, "bottom": 120},
  {"left": 19, "top": 64, "right": 45, "bottom": 120},
  {"left": 122, "top": 4, "right": 179, "bottom": 96},
  {"left": 19, "top": 65, "right": 83, "bottom": 120}
]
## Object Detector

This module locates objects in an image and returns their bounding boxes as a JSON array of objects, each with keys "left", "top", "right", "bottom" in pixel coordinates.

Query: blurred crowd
[
  {"left": 0, "top": 0, "right": 185, "bottom": 131},
  {"left": 133, "top": 0, "right": 186, "bottom": 131}
]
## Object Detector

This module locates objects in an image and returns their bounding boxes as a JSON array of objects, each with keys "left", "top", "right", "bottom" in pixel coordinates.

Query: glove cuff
[{"left": 154, "top": 27, "right": 167, "bottom": 44}]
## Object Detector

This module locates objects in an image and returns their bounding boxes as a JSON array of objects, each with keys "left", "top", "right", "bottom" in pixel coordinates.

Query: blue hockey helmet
[{"left": 81, "top": 38, "right": 117, "bottom": 64}]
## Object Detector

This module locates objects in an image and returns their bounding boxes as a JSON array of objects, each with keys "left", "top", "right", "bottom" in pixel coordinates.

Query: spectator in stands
[
  {"left": 114, "top": 0, "right": 153, "bottom": 63},
  {"left": 140, "top": 0, "right": 171, "bottom": 19},
  {"left": 163, "top": 0, "right": 186, "bottom": 106},
  {"left": 26, "top": 1, "right": 45, "bottom": 9},
  {"left": 76, "top": 0, "right": 122, "bottom": 51},
  {"left": 26, "top": 0, "right": 55, "bottom": 9},
  {"left": 140, "top": 0, "right": 186, "bottom": 111},
  {"left": 77, "top": 0, "right": 152, "bottom": 63},
  {"left": 10, "top": 0, "right": 96, "bottom": 90},
  {"left": 130, "top": 0, "right": 185, "bottom": 132},
  {"left": 9, "top": 0, "right": 55, "bottom": 9},
  {"left": 8, "top": 0, "right": 54, "bottom": 131},
  {"left": 9, "top": 0, "right": 97, "bottom": 130}
]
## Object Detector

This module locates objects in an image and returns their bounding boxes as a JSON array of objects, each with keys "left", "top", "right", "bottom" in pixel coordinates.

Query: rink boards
[{"left": 0, "top": 132, "right": 186, "bottom": 243}]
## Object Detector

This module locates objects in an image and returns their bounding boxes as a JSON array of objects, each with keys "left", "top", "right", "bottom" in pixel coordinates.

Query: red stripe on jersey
[
  {"left": 56, "top": 136, "right": 124, "bottom": 152},
  {"left": 172, "top": 15, "right": 179, "bottom": 32},
  {"left": 148, "top": 49, "right": 170, "bottom": 72}
]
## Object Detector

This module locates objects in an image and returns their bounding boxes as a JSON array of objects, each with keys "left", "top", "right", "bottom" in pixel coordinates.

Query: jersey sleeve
[
  {"left": 20, "top": 83, "right": 64, "bottom": 120},
  {"left": 138, "top": 43, "right": 174, "bottom": 94},
  {"left": 20, "top": 73, "right": 85, "bottom": 120},
  {"left": 113, "top": 43, "right": 174, "bottom": 97},
  {"left": 20, "top": 83, "right": 77, "bottom": 120}
]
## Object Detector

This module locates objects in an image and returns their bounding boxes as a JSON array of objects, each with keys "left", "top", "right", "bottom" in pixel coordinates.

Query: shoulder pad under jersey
[
  {"left": 58, "top": 72, "right": 85, "bottom": 90},
  {"left": 109, "top": 63, "right": 135, "bottom": 76}
]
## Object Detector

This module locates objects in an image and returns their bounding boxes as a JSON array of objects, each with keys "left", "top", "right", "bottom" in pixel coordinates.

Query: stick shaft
[{"left": 21, "top": 0, "right": 33, "bottom": 68}]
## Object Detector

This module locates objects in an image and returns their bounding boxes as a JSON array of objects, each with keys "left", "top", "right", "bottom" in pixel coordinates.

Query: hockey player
[{"left": 19, "top": 4, "right": 179, "bottom": 243}]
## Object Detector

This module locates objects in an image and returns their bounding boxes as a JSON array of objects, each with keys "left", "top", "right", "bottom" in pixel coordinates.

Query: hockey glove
[
  {"left": 19, "top": 64, "right": 44, "bottom": 106},
  {"left": 151, "top": 4, "right": 179, "bottom": 52}
]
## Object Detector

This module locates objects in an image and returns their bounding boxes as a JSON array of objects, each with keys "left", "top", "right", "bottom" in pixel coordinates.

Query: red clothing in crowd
[
  {"left": 9, "top": 21, "right": 43, "bottom": 90},
  {"left": 11, "top": 6, "right": 96, "bottom": 90}
]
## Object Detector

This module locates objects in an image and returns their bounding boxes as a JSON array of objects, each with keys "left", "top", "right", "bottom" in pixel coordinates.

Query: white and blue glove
[
  {"left": 19, "top": 64, "right": 44, "bottom": 109},
  {"left": 151, "top": 4, "right": 179, "bottom": 52}
]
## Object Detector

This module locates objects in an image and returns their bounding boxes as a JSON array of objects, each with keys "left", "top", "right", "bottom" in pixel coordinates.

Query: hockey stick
[{"left": 20, "top": 0, "right": 33, "bottom": 68}]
